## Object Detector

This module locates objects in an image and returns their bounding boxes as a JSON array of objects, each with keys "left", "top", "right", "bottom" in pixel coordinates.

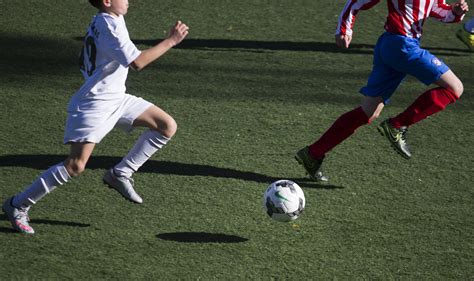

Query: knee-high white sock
[
  {"left": 13, "top": 163, "right": 71, "bottom": 208},
  {"left": 465, "top": 19, "right": 474, "bottom": 33},
  {"left": 114, "top": 130, "right": 170, "bottom": 178}
]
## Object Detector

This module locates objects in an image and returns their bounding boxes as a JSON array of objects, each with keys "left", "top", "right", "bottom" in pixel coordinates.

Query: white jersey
[{"left": 68, "top": 13, "right": 141, "bottom": 112}]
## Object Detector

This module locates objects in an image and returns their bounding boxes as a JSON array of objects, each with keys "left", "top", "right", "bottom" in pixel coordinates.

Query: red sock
[
  {"left": 390, "top": 87, "right": 458, "bottom": 128},
  {"left": 308, "top": 107, "right": 369, "bottom": 159}
]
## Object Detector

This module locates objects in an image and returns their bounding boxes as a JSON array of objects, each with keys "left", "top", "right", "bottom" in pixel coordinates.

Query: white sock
[
  {"left": 114, "top": 130, "right": 170, "bottom": 178},
  {"left": 465, "top": 18, "right": 474, "bottom": 33},
  {"left": 13, "top": 163, "right": 71, "bottom": 208}
]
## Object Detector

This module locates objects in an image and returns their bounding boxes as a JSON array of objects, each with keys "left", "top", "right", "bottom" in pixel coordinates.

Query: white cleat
[
  {"left": 2, "top": 197, "right": 35, "bottom": 234},
  {"left": 103, "top": 169, "right": 143, "bottom": 204}
]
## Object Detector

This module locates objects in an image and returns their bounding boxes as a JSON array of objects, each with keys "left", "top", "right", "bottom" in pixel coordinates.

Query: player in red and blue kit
[{"left": 295, "top": 0, "right": 469, "bottom": 182}]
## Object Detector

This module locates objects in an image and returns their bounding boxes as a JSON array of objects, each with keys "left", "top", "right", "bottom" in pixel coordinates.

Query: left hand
[
  {"left": 167, "top": 21, "right": 189, "bottom": 47},
  {"left": 335, "top": 34, "right": 352, "bottom": 49},
  {"left": 453, "top": 0, "right": 469, "bottom": 16}
]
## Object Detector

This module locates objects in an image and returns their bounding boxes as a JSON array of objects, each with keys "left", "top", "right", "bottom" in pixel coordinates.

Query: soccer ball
[{"left": 263, "top": 180, "right": 305, "bottom": 222}]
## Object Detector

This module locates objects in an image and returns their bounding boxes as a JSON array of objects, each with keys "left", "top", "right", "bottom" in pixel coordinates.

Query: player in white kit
[{"left": 2, "top": 0, "right": 189, "bottom": 234}]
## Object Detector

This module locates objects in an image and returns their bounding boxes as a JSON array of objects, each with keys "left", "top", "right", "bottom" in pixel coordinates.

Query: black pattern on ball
[{"left": 265, "top": 197, "right": 285, "bottom": 217}]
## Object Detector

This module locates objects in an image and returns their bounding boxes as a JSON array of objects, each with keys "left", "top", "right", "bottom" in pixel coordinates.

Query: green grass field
[{"left": 1, "top": 0, "right": 473, "bottom": 279}]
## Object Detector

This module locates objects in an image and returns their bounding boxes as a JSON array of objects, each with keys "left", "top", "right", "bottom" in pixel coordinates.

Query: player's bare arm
[
  {"left": 335, "top": 34, "right": 352, "bottom": 49},
  {"left": 453, "top": 0, "right": 469, "bottom": 16},
  {"left": 131, "top": 21, "right": 189, "bottom": 71}
]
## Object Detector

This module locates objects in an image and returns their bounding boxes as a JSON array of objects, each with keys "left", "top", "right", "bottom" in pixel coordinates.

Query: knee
[
  {"left": 449, "top": 81, "right": 463, "bottom": 98},
  {"left": 159, "top": 117, "right": 177, "bottom": 139},
  {"left": 368, "top": 111, "right": 381, "bottom": 124},
  {"left": 360, "top": 97, "right": 384, "bottom": 124},
  {"left": 64, "top": 159, "right": 87, "bottom": 177},
  {"left": 361, "top": 102, "right": 384, "bottom": 124}
]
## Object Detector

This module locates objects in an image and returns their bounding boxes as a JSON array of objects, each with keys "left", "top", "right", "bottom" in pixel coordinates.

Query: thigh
[
  {"left": 359, "top": 33, "right": 406, "bottom": 104},
  {"left": 360, "top": 63, "right": 406, "bottom": 104},
  {"left": 115, "top": 94, "right": 153, "bottom": 133},
  {"left": 133, "top": 105, "right": 177, "bottom": 137},
  {"left": 360, "top": 96, "right": 385, "bottom": 123},
  {"left": 434, "top": 70, "right": 463, "bottom": 97},
  {"left": 68, "top": 142, "right": 95, "bottom": 162},
  {"left": 403, "top": 50, "right": 449, "bottom": 86},
  {"left": 382, "top": 36, "right": 449, "bottom": 86},
  {"left": 64, "top": 110, "right": 119, "bottom": 144}
]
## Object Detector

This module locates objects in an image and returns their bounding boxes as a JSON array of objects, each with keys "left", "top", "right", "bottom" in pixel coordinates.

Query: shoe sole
[
  {"left": 102, "top": 179, "right": 142, "bottom": 204},
  {"left": 377, "top": 126, "right": 411, "bottom": 160}
]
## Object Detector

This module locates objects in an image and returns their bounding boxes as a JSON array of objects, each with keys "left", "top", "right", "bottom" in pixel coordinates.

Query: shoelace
[
  {"left": 15, "top": 208, "right": 31, "bottom": 224},
  {"left": 117, "top": 175, "right": 135, "bottom": 187}
]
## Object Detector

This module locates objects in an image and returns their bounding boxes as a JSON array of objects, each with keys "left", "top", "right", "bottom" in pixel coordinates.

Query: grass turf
[{"left": 0, "top": 0, "right": 473, "bottom": 279}]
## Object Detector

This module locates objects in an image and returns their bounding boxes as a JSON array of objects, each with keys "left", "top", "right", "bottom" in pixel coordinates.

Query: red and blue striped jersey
[{"left": 336, "top": 0, "right": 464, "bottom": 38}]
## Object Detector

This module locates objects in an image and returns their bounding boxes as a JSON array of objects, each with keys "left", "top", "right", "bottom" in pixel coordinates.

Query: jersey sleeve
[
  {"left": 429, "top": 0, "right": 464, "bottom": 23},
  {"left": 336, "top": 0, "right": 381, "bottom": 36},
  {"left": 98, "top": 16, "right": 141, "bottom": 67}
]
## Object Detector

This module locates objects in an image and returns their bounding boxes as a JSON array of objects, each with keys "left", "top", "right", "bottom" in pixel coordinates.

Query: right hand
[
  {"left": 335, "top": 34, "right": 352, "bottom": 49},
  {"left": 453, "top": 0, "right": 469, "bottom": 16},
  {"left": 168, "top": 21, "right": 189, "bottom": 46}
]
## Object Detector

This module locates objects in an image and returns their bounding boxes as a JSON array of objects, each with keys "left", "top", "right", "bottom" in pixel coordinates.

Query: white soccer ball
[{"left": 263, "top": 180, "right": 305, "bottom": 222}]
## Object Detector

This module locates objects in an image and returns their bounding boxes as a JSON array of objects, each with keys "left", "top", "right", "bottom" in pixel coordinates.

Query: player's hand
[
  {"left": 168, "top": 21, "right": 189, "bottom": 47},
  {"left": 335, "top": 34, "right": 352, "bottom": 48},
  {"left": 453, "top": 0, "right": 469, "bottom": 16}
]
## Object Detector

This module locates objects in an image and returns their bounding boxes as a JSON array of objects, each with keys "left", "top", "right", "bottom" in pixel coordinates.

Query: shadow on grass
[
  {"left": 31, "top": 219, "right": 90, "bottom": 228},
  {"left": 296, "top": 179, "right": 345, "bottom": 189},
  {"left": 131, "top": 38, "right": 470, "bottom": 56},
  {"left": 1, "top": 33, "right": 80, "bottom": 77},
  {"left": 71, "top": 36, "right": 470, "bottom": 56},
  {"left": 157, "top": 232, "right": 248, "bottom": 243},
  {"left": 0, "top": 213, "right": 90, "bottom": 230},
  {"left": 0, "top": 227, "right": 16, "bottom": 234},
  {"left": 0, "top": 154, "right": 344, "bottom": 189}
]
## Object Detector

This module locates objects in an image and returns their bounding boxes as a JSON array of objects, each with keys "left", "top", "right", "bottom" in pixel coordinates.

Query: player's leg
[
  {"left": 376, "top": 36, "right": 461, "bottom": 159},
  {"left": 296, "top": 33, "right": 401, "bottom": 181},
  {"left": 434, "top": 70, "right": 463, "bottom": 98},
  {"left": 381, "top": 71, "right": 461, "bottom": 159},
  {"left": 116, "top": 105, "right": 176, "bottom": 176},
  {"left": 390, "top": 70, "right": 461, "bottom": 129},
  {"left": 307, "top": 98, "right": 380, "bottom": 160},
  {"left": 64, "top": 142, "right": 96, "bottom": 176},
  {"left": 386, "top": 37, "right": 461, "bottom": 136},
  {"left": 295, "top": 97, "right": 381, "bottom": 182},
  {"left": 119, "top": 105, "right": 176, "bottom": 174},
  {"left": 2, "top": 142, "right": 94, "bottom": 234},
  {"left": 13, "top": 143, "right": 93, "bottom": 209},
  {"left": 105, "top": 100, "right": 176, "bottom": 203},
  {"left": 132, "top": 105, "right": 177, "bottom": 138}
]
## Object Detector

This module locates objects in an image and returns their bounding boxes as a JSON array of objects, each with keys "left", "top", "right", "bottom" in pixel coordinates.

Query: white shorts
[{"left": 64, "top": 94, "right": 153, "bottom": 144}]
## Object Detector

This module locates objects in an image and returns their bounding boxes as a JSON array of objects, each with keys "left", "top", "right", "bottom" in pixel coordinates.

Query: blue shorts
[{"left": 360, "top": 32, "right": 449, "bottom": 103}]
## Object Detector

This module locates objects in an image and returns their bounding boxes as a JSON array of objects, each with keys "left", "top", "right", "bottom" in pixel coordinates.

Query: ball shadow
[{"left": 157, "top": 232, "right": 248, "bottom": 243}]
